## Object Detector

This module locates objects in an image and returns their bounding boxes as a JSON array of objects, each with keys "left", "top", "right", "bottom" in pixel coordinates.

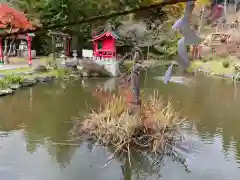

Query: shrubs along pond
[
  {"left": 0, "top": 59, "right": 113, "bottom": 97},
  {"left": 0, "top": 67, "right": 71, "bottom": 96}
]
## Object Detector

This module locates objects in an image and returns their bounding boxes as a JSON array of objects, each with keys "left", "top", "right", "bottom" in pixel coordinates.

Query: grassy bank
[
  {"left": 0, "top": 67, "right": 31, "bottom": 75},
  {"left": 0, "top": 66, "right": 70, "bottom": 91},
  {"left": 187, "top": 58, "right": 236, "bottom": 77}
]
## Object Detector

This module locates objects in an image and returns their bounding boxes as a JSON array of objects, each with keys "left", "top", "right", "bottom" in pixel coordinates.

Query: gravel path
[{"left": 0, "top": 59, "right": 43, "bottom": 71}]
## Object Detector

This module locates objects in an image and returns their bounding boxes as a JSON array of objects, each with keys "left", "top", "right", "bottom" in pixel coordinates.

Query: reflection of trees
[
  {"left": 22, "top": 83, "right": 94, "bottom": 166},
  {"left": 145, "top": 74, "right": 240, "bottom": 161},
  {"left": 121, "top": 158, "right": 131, "bottom": 180},
  {"left": 46, "top": 142, "right": 77, "bottom": 167},
  {"left": 119, "top": 152, "right": 162, "bottom": 180},
  {"left": 130, "top": 152, "right": 163, "bottom": 180},
  {"left": 118, "top": 149, "right": 187, "bottom": 180},
  {"left": 0, "top": 80, "right": 101, "bottom": 166},
  {"left": 235, "top": 142, "right": 240, "bottom": 160},
  {"left": 222, "top": 129, "right": 232, "bottom": 156}
]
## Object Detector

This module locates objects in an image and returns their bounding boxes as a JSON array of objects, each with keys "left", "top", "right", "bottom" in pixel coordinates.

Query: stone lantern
[
  {"left": 72, "top": 50, "right": 77, "bottom": 59},
  {"left": 59, "top": 50, "right": 67, "bottom": 66}
]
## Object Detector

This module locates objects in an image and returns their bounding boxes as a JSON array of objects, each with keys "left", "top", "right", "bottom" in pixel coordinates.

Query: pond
[{"left": 0, "top": 73, "right": 239, "bottom": 180}]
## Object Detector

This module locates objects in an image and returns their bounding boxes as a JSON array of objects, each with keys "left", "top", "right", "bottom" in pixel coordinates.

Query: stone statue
[
  {"left": 60, "top": 50, "right": 66, "bottom": 59},
  {"left": 72, "top": 50, "right": 77, "bottom": 59},
  {"left": 129, "top": 62, "right": 146, "bottom": 105},
  {"left": 59, "top": 50, "right": 67, "bottom": 67},
  {"left": 72, "top": 50, "right": 78, "bottom": 65}
]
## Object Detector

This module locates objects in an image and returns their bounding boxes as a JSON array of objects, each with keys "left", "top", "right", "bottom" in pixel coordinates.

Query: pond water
[{"left": 0, "top": 73, "right": 240, "bottom": 180}]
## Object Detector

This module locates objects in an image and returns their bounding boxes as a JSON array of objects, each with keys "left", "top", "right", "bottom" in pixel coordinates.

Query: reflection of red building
[{"left": 92, "top": 30, "right": 120, "bottom": 60}]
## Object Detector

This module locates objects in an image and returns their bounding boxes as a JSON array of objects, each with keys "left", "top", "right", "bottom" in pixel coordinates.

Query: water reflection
[
  {"left": 149, "top": 74, "right": 240, "bottom": 169},
  {"left": 0, "top": 74, "right": 239, "bottom": 179},
  {"left": 0, "top": 80, "right": 97, "bottom": 167}
]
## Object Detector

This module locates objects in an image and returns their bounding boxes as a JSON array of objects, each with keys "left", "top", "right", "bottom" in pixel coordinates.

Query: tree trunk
[
  {"left": 3, "top": 38, "right": 9, "bottom": 64},
  {"left": 12, "top": 43, "right": 16, "bottom": 56},
  {"left": 7, "top": 38, "right": 15, "bottom": 56},
  {"left": 3, "top": 38, "right": 7, "bottom": 55}
]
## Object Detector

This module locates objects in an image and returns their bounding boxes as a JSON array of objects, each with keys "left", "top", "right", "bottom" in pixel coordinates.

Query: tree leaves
[{"left": 11, "top": 0, "right": 186, "bottom": 57}]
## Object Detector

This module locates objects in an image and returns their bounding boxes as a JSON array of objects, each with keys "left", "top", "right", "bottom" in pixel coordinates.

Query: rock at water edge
[
  {"left": 34, "top": 65, "right": 48, "bottom": 73},
  {"left": 91, "top": 72, "right": 99, "bottom": 77},
  {"left": 22, "top": 78, "right": 37, "bottom": 87},
  {"left": 0, "top": 89, "right": 14, "bottom": 96},
  {"left": 10, "top": 84, "right": 21, "bottom": 90},
  {"left": 37, "top": 76, "right": 54, "bottom": 83},
  {"left": 82, "top": 72, "right": 89, "bottom": 77}
]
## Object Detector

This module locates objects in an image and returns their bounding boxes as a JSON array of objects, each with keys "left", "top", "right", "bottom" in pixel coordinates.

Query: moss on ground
[
  {"left": 0, "top": 67, "right": 32, "bottom": 75},
  {"left": 188, "top": 58, "right": 235, "bottom": 75},
  {"left": 0, "top": 67, "right": 70, "bottom": 89}
]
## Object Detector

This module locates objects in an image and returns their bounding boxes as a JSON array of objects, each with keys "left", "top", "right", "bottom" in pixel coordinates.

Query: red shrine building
[{"left": 92, "top": 30, "right": 120, "bottom": 61}]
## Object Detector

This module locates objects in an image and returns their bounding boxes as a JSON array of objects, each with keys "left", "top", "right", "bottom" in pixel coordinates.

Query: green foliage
[
  {"left": 46, "top": 68, "right": 70, "bottom": 78},
  {"left": 13, "top": 0, "right": 184, "bottom": 57},
  {"left": 55, "top": 68, "right": 70, "bottom": 77},
  {"left": 153, "top": 32, "right": 180, "bottom": 60},
  {"left": 45, "top": 54, "right": 55, "bottom": 67},
  {"left": 0, "top": 79, "right": 9, "bottom": 88},
  {"left": 4, "top": 74, "right": 24, "bottom": 84},
  {"left": 222, "top": 60, "right": 230, "bottom": 68},
  {"left": 0, "top": 74, "right": 24, "bottom": 88},
  {"left": 202, "top": 57, "right": 208, "bottom": 62},
  {"left": 202, "top": 59, "right": 208, "bottom": 63},
  {"left": 41, "top": 54, "right": 57, "bottom": 69}
]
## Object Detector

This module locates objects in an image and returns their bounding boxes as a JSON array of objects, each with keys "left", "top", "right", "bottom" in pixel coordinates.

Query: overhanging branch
[{"left": 1, "top": 0, "right": 195, "bottom": 38}]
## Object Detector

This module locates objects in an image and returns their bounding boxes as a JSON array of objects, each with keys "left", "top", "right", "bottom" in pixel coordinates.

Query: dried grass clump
[{"left": 73, "top": 90, "right": 183, "bottom": 154}]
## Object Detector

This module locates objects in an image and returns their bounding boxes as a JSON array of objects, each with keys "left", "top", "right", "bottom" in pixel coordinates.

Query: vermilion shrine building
[
  {"left": 90, "top": 30, "right": 120, "bottom": 76},
  {"left": 92, "top": 30, "right": 120, "bottom": 61}
]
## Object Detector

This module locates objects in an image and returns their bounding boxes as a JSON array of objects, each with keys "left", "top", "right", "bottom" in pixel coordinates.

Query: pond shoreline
[
  {"left": 0, "top": 60, "right": 180, "bottom": 97},
  {"left": 0, "top": 70, "right": 57, "bottom": 96},
  {"left": 188, "top": 60, "right": 237, "bottom": 81}
]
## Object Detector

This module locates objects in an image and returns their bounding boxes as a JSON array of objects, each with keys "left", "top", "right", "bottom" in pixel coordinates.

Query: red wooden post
[
  {"left": 191, "top": 45, "right": 194, "bottom": 59},
  {"left": 27, "top": 35, "right": 32, "bottom": 66},
  {"left": 0, "top": 38, "right": 3, "bottom": 63},
  {"left": 197, "top": 45, "right": 202, "bottom": 59}
]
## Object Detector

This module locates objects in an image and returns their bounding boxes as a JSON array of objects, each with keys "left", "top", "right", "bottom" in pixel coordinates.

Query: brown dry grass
[{"left": 72, "top": 90, "right": 183, "bottom": 157}]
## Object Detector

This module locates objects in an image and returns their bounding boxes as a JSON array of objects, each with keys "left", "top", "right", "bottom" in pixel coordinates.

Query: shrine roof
[
  {"left": 48, "top": 31, "right": 71, "bottom": 37},
  {"left": 92, "top": 30, "right": 120, "bottom": 41}
]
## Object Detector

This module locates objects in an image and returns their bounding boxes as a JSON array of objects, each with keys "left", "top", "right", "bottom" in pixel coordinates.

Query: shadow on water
[{"left": 0, "top": 70, "right": 240, "bottom": 179}]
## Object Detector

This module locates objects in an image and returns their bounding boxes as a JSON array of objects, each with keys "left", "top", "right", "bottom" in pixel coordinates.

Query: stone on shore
[
  {"left": 21, "top": 78, "right": 37, "bottom": 87},
  {"left": 91, "top": 72, "right": 99, "bottom": 77},
  {"left": 0, "top": 88, "right": 14, "bottom": 96},
  {"left": 13, "top": 71, "right": 34, "bottom": 76},
  {"left": 81, "top": 59, "right": 110, "bottom": 77},
  {"left": 34, "top": 65, "right": 48, "bottom": 73},
  {"left": 10, "top": 84, "right": 21, "bottom": 90},
  {"left": 82, "top": 71, "right": 89, "bottom": 77},
  {"left": 37, "top": 75, "right": 54, "bottom": 83}
]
